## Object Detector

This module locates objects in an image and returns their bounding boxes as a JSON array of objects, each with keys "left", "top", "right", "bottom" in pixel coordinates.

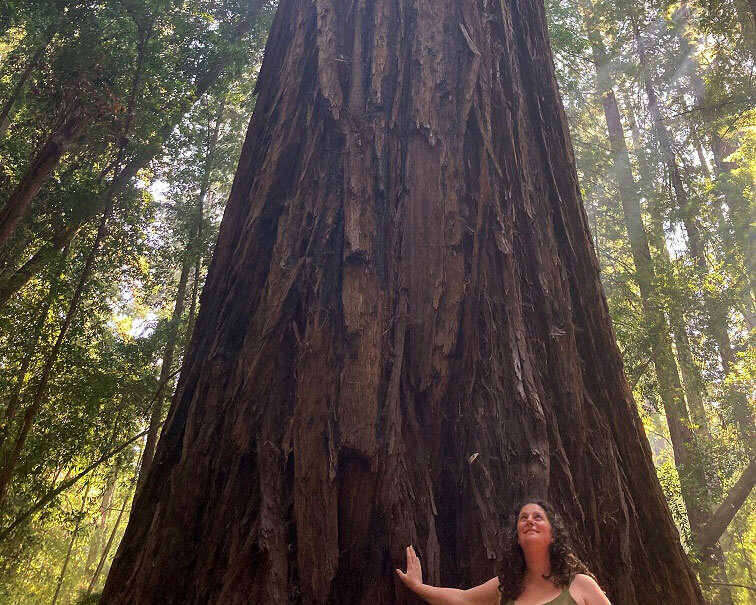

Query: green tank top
[{"left": 503, "top": 588, "right": 578, "bottom": 605}]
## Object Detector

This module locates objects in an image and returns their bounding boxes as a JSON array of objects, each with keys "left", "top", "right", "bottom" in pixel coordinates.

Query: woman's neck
[{"left": 523, "top": 547, "right": 552, "bottom": 584}]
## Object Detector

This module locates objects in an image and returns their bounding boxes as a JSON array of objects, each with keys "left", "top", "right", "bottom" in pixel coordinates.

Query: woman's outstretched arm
[{"left": 395, "top": 546, "right": 500, "bottom": 605}]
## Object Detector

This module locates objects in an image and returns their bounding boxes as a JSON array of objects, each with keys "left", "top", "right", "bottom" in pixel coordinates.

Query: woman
[{"left": 396, "top": 500, "right": 611, "bottom": 605}]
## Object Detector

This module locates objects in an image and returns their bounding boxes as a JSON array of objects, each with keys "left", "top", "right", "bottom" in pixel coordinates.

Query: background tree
[
  {"left": 547, "top": 0, "right": 755, "bottom": 600},
  {"left": 0, "top": 1, "right": 270, "bottom": 602}
]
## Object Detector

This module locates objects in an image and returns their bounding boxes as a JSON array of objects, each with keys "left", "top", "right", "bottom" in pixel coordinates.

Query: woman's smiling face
[{"left": 516, "top": 503, "right": 553, "bottom": 546}]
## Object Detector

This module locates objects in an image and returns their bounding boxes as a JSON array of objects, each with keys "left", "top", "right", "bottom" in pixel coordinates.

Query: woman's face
[{"left": 516, "top": 503, "right": 553, "bottom": 547}]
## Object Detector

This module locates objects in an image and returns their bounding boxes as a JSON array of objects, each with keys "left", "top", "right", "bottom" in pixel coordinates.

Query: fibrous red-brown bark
[{"left": 101, "top": 1, "right": 703, "bottom": 603}]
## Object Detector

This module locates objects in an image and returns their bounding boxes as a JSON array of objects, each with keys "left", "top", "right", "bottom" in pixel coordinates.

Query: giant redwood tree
[{"left": 100, "top": 0, "right": 704, "bottom": 603}]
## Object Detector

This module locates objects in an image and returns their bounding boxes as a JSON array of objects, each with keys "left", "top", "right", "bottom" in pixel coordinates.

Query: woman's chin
[{"left": 519, "top": 534, "right": 549, "bottom": 547}]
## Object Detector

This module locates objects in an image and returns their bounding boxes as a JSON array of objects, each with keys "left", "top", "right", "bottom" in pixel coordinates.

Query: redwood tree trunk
[{"left": 101, "top": 1, "right": 703, "bottom": 603}]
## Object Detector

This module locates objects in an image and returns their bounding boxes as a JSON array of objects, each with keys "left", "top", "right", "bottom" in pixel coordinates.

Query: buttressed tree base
[{"left": 100, "top": 0, "right": 704, "bottom": 603}]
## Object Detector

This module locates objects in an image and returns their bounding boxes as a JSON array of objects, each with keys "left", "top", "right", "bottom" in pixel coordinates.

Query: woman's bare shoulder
[
  {"left": 569, "top": 574, "right": 611, "bottom": 605},
  {"left": 571, "top": 574, "right": 598, "bottom": 588}
]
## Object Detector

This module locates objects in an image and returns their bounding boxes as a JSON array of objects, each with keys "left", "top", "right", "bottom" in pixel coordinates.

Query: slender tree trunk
[
  {"left": 102, "top": 1, "right": 702, "bottom": 603},
  {"left": 748, "top": 0, "right": 756, "bottom": 32},
  {"left": 587, "top": 27, "right": 738, "bottom": 604},
  {"left": 84, "top": 473, "right": 117, "bottom": 578},
  {"left": 618, "top": 20, "right": 738, "bottom": 602},
  {"left": 137, "top": 258, "right": 191, "bottom": 486},
  {"left": 694, "top": 142, "right": 711, "bottom": 180},
  {"left": 632, "top": 18, "right": 754, "bottom": 451},
  {"left": 709, "top": 130, "right": 756, "bottom": 334},
  {"left": 620, "top": 88, "right": 654, "bottom": 200},
  {"left": 114, "top": 0, "right": 181, "bottom": 482},
  {"left": 181, "top": 206, "right": 207, "bottom": 363},
  {"left": 0, "top": 277, "right": 57, "bottom": 449},
  {"left": 642, "top": 212, "right": 710, "bottom": 437},
  {"left": 0, "top": 7, "right": 158, "bottom": 497},
  {"left": 185, "top": 262, "right": 201, "bottom": 355},
  {"left": 621, "top": 96, "right": 724, "bottom": 435},
  {"left": 51, "top": 482, "right": 91, "bottom": 605},
  {"left": 588, "top": 33, "right": 709, "bottom": 536},
  {"left": 704, "top": 86, "right": 756, "bottom": 333},
  {"left": 0, "top": 197, "right": 114, "bottom": 510},
  {"left": 741, "top": 290, "right": 756, "bottom": 332},
  {"left": 138, "top": 102, "right": 224, "bottom": 484},
  {"left": 0, "top": 217, "right": 83, "bottom": 309},
  {"left": 668, "top": 315, "right": 708, "bottom": 432},
  {"left": 0, "top": 36, "right": 52, "bottom": 139},
  {"left": 0, "top": 105, "right": 95, "bottom": 252},
  {"left": 87, "top": 491, "right": 129, "bottom": 596},
  {"left": 87, "top": 449, "right": 142, "bottom": 595},
  {"left": 0, "top": 7, "right": 160, "bottom": 501},
  {"left": 183, "top": 103, "right": 223, "bottom": 354},
  {"left": 696, "top": 459, "right": 756, "bottom": 551},
  {"left": 0, "top": 427, "right": 149, "bottom": 542}
]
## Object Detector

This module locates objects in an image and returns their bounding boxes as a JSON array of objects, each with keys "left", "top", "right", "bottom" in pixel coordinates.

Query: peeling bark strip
[{"left": 101, "top": 1, "right": 703, "bottom": 603}]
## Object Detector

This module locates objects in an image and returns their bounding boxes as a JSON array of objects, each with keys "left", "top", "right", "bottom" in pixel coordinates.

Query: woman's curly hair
[{"left": 497, "top": 499, "right": 594, "bottom": 603}]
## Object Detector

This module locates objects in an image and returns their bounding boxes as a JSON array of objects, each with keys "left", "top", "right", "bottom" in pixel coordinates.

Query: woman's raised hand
[
  {"left": 396, "top": 545, "right": 423, "bottom": 590},
  {"left": 395, "top": 546, "right": 500, "bottom": 604}
]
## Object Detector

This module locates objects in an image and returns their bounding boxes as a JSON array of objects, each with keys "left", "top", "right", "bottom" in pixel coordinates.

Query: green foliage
[
  {"left": 0, "top": 0, "right": 271, "bottom": 602},
  {"left": 548, "top": 0, "right": 755, "bottom": 600}
]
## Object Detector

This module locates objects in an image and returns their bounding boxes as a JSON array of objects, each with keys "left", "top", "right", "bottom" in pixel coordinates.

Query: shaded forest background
[{"left": 0, "top": 0, "right": 752, "bottom": 603}]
